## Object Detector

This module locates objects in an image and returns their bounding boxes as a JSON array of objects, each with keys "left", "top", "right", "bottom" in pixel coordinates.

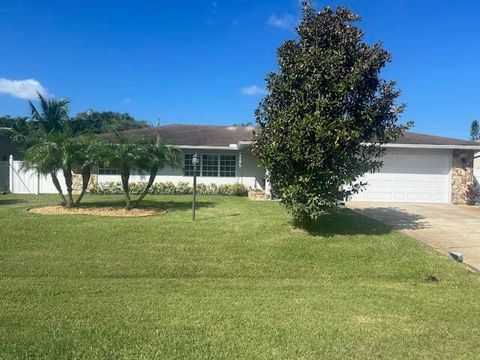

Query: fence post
[
  {"left": 265, "top": 169, "right": 272, "bottom": 199},
  {"left": 8, "top": 155, "right": 13, "bottom": 193},
  {"left": 36, "top": 171, "right": 40, "bottom": 195}
]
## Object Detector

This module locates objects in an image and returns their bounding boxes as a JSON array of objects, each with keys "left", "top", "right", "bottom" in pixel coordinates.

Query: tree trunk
[
  {"left": 120, "top": 169, "right": 131, "bottom": 209},
  {"left": 136, "top": 166, "right": 158, "bottom": 203},
  {"left": 74, "top": 166, "right": 91, "bottom": 207},
  {"left": 63, "top": 167, "right": 74, "bottom": 208},
  {"left": 50, "top": 171, "right": 67, "bottom": 206}
]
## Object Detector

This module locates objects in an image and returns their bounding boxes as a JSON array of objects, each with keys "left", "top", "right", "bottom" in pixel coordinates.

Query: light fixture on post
[{"left": 192, "top": 153, "right": 199, "bottom": 220}]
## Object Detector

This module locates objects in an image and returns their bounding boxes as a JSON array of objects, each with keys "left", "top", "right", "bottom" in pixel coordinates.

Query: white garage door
[{"left": 350, "top": 148, "right": 451, "bottom": 203}]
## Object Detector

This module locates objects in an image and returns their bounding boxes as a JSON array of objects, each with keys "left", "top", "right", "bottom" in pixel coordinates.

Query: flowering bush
[{"left": 90, "top": 181, "right": 248, "bottom": 196}]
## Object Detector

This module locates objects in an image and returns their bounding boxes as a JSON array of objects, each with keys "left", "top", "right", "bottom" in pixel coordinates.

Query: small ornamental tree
[
  {"left": 470, "top": 120, "right": 480, "bottom": 142},
  {"left": 136, "top": 136, "right": 183, "bottom": 203},
  {"left": 253, "top": 3, "right": 410, "bottom": 221},
  {"left": 103, "top": 135, "right": 146, "bottom": 209}
]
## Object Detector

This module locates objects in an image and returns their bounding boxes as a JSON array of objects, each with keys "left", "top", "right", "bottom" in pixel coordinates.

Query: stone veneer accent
[
  {"left": 72, "top": 169, "right": 99, "bottom": 195},
  {"left": 248, "top": 189, "right": 270, "bottom": 201},
  {"left": 451, "top": 149, "right": 475, "bottom": 204}
]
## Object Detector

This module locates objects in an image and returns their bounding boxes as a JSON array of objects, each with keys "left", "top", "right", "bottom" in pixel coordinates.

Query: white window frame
[{"left": 184, "top": 153, "right": 236, "bottom": 177}]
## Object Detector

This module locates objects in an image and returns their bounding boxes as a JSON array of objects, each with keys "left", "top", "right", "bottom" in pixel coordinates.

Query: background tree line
[{"left": 1, "top": 109, "right": 148, "bottom": 140}]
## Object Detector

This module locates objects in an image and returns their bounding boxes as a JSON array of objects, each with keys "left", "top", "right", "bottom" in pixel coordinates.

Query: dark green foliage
[
  {"left": 2, "top": 110, "right": 147, "bottom": 138},
  {"left": 470, "top": 120, "right": 480, "bottom": 142},
  {"left": 253, "top": 3, "right": 410, "bottom": 220},
  {"left": 29, "top": 95, "right": 69, "bottom": 133},
  {"left": 0, "top": 116, "right": 31, "bottom": 136},
  {"left": 69, "top": 110, "right": 148, "bottom": 135}
]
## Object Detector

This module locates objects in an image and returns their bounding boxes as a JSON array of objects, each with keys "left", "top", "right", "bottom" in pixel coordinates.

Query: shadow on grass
[
  {"left": 196, "top": 213, "right": 241, "bottom": 221},
  {"left": 293, "top": 206, "right": 426, "bottom": 237},
  {"left": 80, "top": 199, "right": 215, "bottom": 213},
  {"left": 0, "top": 198, "right": 25, "bottom": 206}
]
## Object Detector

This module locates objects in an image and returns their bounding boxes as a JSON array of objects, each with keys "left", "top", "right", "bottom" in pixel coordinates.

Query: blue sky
[{"left": 0, "top": 0, "right": 479, "bottom": 139}]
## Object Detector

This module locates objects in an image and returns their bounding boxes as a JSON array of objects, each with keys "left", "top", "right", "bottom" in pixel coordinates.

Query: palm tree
[
  {"left": 22, "top": 132, "right": 67, "bottom": 206},
  {"left": 27, "top": 94, "right": 79, "bottom": 207},
  {"left": 17, "top": 93, "right": 90, "bottom": 208},
  {"left": 61, "top": 136, "right": 78, "bottom": 208},
  {"left": 29, "top": 93, "right": 69, "bottom": 133},
  {"left": 136, "top": 136, "right": 183, "bottom": 203},
  {"left": 71, "top": 137, "right": 106, "bottom": 206},
  {"left": 103, "top": 136, "right": 146, "bottom": 209}
]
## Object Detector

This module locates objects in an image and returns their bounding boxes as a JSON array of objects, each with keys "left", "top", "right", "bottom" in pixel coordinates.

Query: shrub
[
  {"left": 90, "top": 182, "right": 123, "bottom": 194},
  {"left": 176, "top": 182, "right": 191, "bottom": 194},
  {"left": 90, "top": 181, "right": 248, "bottom": 196},
  {"left": 197, "top": 183, "right": 218, "bottom": 195},
  {"left": 196, "top": 183, "right": 207, "bottom": 194},
  {"left": 129, "top": 182, "right": 145, "bottom": 195},
  {"left": 163, "top": 182, "right": 176, "bottom": 194},
  {"left": 217, "top": 183, "right": 248, "bottom": 196}
]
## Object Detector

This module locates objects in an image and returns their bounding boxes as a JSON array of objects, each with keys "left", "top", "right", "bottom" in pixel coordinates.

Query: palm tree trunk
[
  {"left": 136, "top": 166, "right": 158, "bottom": 203},
  {"left": 74, "top": 166, "right": 91, "bottom": 207},
  {"left": 63, "top": 167, "right": 74, "bottom": 208},
  {"left": 120, "top": 169, "right": 131, "bottom": 210},
  {"left": 50, "top": 171, "right": 67, "bottom": 206}
]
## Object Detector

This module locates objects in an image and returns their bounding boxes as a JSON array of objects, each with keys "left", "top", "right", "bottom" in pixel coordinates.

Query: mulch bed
[{"left": 27, "top": 206, "right": 166, "bottom": 217}]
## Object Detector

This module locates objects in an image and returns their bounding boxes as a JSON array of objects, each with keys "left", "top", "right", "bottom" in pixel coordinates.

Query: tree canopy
[
  {"left": 69, "top": 110, "right": 148, "bottom": 135},
  {"left": 253, "top": 2, "right": 410, "bottom": 221},
  {"left": 470, "top": 120, "right": 479, "bottom": 142},
  {"left": 1, "top": 110, "right": 147, "bottom": 142}
]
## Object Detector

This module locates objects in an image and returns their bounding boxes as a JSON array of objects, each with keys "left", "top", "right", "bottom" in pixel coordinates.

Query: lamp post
[{"left": 192, "top": 153, "right": 199, "bottom": 220}]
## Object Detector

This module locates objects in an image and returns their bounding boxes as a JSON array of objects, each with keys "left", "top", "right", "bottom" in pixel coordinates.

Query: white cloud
[
  {"left": 123, "top": 97, "right": 132, "bottom": 104},
  {"left": 267, "top": 13, "right": 296, "bottom": 29},
  {"left": 240, "top": 85, "right": 267, "bottom": 96},
  {"left": 0, "top": 78, "right": 50, "bottom": 100}
]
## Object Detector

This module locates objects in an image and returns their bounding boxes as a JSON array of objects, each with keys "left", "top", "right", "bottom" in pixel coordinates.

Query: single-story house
[{"left": 100, "top": 124, "right": 480, "bottom": 205}]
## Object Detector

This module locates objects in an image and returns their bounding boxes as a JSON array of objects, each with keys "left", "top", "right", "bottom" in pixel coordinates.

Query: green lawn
[{"left": 1, "top": 194, "right": 479, "bottom": 359}]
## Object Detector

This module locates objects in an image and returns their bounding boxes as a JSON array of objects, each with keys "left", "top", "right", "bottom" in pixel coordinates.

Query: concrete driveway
[{"left": 347, "top": 202, "right": 480, "bottom": 271}]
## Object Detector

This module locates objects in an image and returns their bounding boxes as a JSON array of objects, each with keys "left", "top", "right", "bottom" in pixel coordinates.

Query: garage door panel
[
  {"left": 350, "top": 150, "right": 451, "bottom": 204},
  {"left": 379, "top": 154, "right": 450, "bottom": 175}
]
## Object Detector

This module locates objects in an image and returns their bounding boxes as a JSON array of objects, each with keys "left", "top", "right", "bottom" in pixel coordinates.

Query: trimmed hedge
[{"left": 90, "top": 181, "right": 248, "bottom": 197}]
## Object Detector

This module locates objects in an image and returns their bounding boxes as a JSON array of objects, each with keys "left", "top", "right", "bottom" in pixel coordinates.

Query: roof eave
[
  {"left": 174, "top": 144, "right": 239, "bottom": 150},
  {"left": 235, "top": 140, "right": 480, "bottom": 151},
  {"left": 381, "top": 143, "right": 480, "bottom": 150}
]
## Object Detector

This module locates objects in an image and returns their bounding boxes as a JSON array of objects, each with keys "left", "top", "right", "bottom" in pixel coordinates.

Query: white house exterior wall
[{"left": 97, "top": 148, "right": 267, "bottom": 190}]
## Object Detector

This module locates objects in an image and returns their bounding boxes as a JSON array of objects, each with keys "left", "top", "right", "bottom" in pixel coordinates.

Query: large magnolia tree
[{"left": 253, "top": 3, "right": 410, "bottom": 221}]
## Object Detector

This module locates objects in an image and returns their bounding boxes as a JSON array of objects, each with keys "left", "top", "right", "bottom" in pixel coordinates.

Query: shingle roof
[
  {"left": 391, "top": 131, "right": 476, "bottom": 146},
  {"left": 100, "top": 124, "right": 255, "bottom": 146},
  {"left": 101, "top": 124, "right": 478, "bottom": 147}
]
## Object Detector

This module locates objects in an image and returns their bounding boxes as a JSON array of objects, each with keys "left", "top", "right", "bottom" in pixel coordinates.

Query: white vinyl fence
[{"left": 7, "top": 156, "right": 64, "bottom": 194}]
